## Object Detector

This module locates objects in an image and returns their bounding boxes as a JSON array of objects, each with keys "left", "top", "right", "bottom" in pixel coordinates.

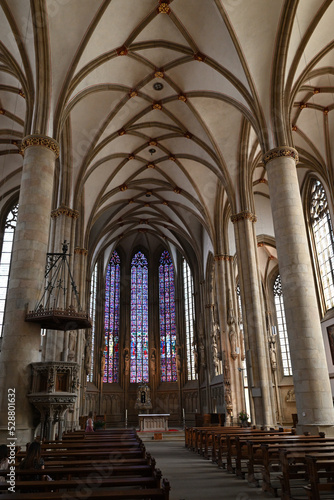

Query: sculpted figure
[
  {"left": 150, "top": 348, "right": 156, "bottom": 375},
  {"left": 123, "top": 348, "right": 130, "bottom": 374},
  {"left": 176, "top": 344, "right": 182, "bottom": 373}
]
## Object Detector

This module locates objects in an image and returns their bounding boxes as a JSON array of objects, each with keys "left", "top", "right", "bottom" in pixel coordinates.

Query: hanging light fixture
[{"left": 25, "top": 241, "right": 92, "bottom": 331}]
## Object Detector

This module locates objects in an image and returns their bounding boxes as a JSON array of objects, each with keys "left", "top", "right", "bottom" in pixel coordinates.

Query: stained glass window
[
  {"left": 104, "top": 251, "right": 120, "bottom": 383},
  {"left": 274, "top": 274, "right": 292, "bottom": 376},
  {"left": 0, "top": 203, "right": 18, "bottom": 337},
  {"left": 183, "top": 258, "right": 197, "bottom": 380},
  {"left": 88, "top": 263, "right": 98, "bottom": 382},
  {"left": 159, "top": 250, "right": 177, "bottom": 382},
  {"left": 130, "top": 251, "right": 149, "bottom": 383},
  {"left": 310, "top": 180, "right": 334, "bottom": 310}
]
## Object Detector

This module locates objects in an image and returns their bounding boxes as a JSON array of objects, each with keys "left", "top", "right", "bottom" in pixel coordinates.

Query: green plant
[
  {"left": 94, "top": 420, "right": 105, "bottom": 430},
  {"left": 238, "top": 411, "right": 249, "bottom": 422}
]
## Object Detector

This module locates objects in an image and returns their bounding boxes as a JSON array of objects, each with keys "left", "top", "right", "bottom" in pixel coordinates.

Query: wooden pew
[
  {"left": 262, "top": 443, "right": 334, "bottom": 497},
  {"left": 243, "top": 434, "right": 332, "bottom": 488},
  {"left": 0, "top": 477, "right": 171, "bottom": 499},
  {"left": 225, "top": 429, "right": 293, "bottom": 475},
  {"left": 279, "top": 448, "right": 334, "bottom": 500},
  {"left": 304, "top": 453, "right": 334, "bottom": 500},
  {"left": 5, "top": 429, "right": 170, "bottom": 499},
  {"left": 0, "top": 466, "right": 163, "bottom": 494}
]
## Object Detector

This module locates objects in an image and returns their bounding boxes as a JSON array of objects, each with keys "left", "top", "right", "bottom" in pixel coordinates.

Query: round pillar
[
  {"left": 0, "top": 135, "right": 59, "bottom": 444},
  {"left": 231, "top": 211, "right": 274, "bottom": 427},
  {"left": 264, "top": 146, "right": 334, "bottom": 433}
]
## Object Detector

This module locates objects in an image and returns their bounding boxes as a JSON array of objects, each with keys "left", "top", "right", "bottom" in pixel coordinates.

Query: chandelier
[{"left": 25, "top": 241, "right": 92, "bottom": 331}]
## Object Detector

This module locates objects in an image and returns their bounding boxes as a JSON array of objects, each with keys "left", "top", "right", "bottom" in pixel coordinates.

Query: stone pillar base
[{"left": 296, "top": 424, "right": 334, "bottom": 437}]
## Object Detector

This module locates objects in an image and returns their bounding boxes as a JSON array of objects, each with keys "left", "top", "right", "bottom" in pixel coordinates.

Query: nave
[{"left": 146, "top": 440, "right": 273, "bottom": 500}]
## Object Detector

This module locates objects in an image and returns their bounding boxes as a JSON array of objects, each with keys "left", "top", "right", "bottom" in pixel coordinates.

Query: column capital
[
  {"left": 263, "top": 146, "right": 299, "bottom": 166},
  {"left": 214, "top": 254, "right": 233, "bottom": 261},
  {"left": 230, "top": 210, "right": 257, "bottom": 224},
  {"left": 21, "top": 134, "right": 60, "bottom": 158},
  {"left": 51, "top": 204, "right": 79, "bottom": 220},
  {"left": 74, "top": 247, "right": 88, "bottom": 256}
]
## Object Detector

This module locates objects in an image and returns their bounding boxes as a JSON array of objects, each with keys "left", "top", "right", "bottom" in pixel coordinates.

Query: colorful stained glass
[
  {"left": 104, "top": 251, "right": 120, "bottom": 383},
  {"left": 159, "top": 251, "right": 177, "bottom": 382},
  {"left": 130, "top": 251, "right": 149, "bottom": 383}
]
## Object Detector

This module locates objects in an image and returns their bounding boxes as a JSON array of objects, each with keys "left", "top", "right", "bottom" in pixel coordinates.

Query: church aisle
[{"left": 145, "top": 440, "right": 273, "bottom": 500}]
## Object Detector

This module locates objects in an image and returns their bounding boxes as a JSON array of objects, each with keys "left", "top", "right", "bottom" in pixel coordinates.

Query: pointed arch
[
  {"left": 130, "top": 251, "right": 149, "bottom": 383},
  {"left": 159, "top": 250, "right": 177, "bottom": 382},
  {"left": 104, "top": 251, "right": 120, "bottom": 383},
  {"left": 309, "top": 179, "right": 334, "bottom": 311},
  {"left": 0, "top": 202, "right": 18, "bottom": 337},
  {"left": 182, "top": 257, "right": 197, "bottom": 381}
]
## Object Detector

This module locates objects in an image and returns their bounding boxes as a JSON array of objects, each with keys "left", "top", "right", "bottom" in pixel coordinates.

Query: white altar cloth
[{"left": 138, "top": 413, "right": 170, "bottom": 431}]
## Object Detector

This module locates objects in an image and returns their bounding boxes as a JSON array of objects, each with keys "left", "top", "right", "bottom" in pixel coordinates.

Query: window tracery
[
  {"left": 159, "top": 250, "right": 177, "bottom": 382},
  {"left": 88, "top": 263, "right": 97, "bottom": 382},
  {"left": 130, "top": 251, "right": 149, "bottom": 383},
  {"left": 104, "top": 251, "right": 120, "bottom": 383},
  {"left": 0, "top": 203, "right": 18, "bottom": 337},
  {"left": 273, "top": 274, "right": 292, "bottom": 376},
  {"left": 183, "top": 258, "right": 197, "bottom": 380},
  {"left": 310, "top": 180, "right": 334, "bottom": 311}
]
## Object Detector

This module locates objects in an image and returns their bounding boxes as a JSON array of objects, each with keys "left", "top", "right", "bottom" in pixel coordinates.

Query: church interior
[{"left": 1, "top": 0, "right": 334, "bottom": 452}]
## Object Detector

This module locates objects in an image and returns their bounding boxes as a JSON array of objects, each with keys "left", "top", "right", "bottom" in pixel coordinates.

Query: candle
[
  {"left": 125, "top": 409, "right": 128, "bottom": 419},
  {"left": 182, "top": 408, "right": 185, "bottom": 419}
]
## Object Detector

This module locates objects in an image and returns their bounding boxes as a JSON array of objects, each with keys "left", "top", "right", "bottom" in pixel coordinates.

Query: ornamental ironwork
[{"left": 25, "top": 241, "right": 91, "bottom": 330}]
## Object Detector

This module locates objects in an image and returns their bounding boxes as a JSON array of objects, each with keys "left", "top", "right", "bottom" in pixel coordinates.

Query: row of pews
[
  {"left": 185, "top": 425, "right": 334, "bottom": 499},
  {"left": 0, "top": 429, "right": 170, "bottom": 499}
]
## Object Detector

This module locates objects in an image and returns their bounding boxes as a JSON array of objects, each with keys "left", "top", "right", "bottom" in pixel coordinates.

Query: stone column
[
  {"left": 264, "top": 147, "right": 334, "bottom": 434},
  {"left": 231, "top": 211, "right": 274, "bottom": 427},
  {"left": 0, "top": 135, "right": 59, "bottom": 444},
  {"left": 73, "top": 247, "right": 88, "bottom": 425},
  {"left": 214, "top": 255, "right": 238, "bottom": 423}
]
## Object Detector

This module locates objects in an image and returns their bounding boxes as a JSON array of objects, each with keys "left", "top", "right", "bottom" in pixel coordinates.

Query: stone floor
[{"left": 144, "top": 440, "right": 274, "bottom": 500}]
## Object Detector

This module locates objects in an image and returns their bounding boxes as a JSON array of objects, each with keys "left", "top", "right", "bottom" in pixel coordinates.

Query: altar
[{"left": 138, "top": 413, "right": 170, "bottom": 432}]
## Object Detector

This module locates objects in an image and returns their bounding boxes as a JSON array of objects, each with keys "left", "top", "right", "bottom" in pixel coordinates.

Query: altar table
[{"left": 138, "top": 413, "right": 170, "bottom": 431}]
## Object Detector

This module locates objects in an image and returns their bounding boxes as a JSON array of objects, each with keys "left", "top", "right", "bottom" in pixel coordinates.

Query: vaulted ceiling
[{"left": 1, "top": 0, "right": 333, "bottom": 274}]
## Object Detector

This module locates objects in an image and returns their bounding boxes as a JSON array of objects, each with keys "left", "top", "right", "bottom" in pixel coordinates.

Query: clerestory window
[
  {"left": 310, "top": 179, "right": 334, "bottom": 311},
  {"left": 273, "top": 274, "right": 292, "bottom": 376},
  {"left": 0, "top": 203, "right": 18, "bottom": 337}
]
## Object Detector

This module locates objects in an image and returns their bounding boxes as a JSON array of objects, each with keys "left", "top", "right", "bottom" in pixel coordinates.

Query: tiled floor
[{"left": 145, "top": 440, "right": 274, "bottom": 500}]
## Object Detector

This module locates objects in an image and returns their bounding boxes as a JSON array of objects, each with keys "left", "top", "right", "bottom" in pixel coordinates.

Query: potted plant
[
  {"left": 93, "top": 419, "right": 105, "bottom": 431},
  {"left": 238, "top": 410, "right": 249, "bottom": 427}
]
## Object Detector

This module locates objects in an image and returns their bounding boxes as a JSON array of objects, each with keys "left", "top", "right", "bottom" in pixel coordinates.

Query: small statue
[
  {"left": 176, "top": 344, "right": 182, "bottom": 373},
  {"left": 68, "top": 330, "right": 77, "bottom": 361},
  {"left": 194, "top": 349, "right": 199, "bottom": 373},
  {"left": 100, "top": 349, "right": 106, "bottom": 376},
  {"left": 199, "top": 339, "right": 206, "bottom": 368},
  {"left": 48, "top": 374, "right": 54, "bottom": 393},
  {"left": 269, "top": 336, "right": 277, "bottom": 371},
  {"left": 229, "top": 326, "right": 238, "bottom": 360},
  {"left": 150, "top": 348, "right": 156, "bottom": 375},
  {"left": 123, "top": 348, "right": 130, "bottom": 374},
  {"left": 84, "top": 337, "right": 92, "bottom": 375}
]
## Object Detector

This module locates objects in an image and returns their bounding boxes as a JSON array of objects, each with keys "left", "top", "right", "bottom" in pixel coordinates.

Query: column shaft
[
  {"left": 0, "top": 135, "right": 59, "bottom": 444},
  {"left": 264, "top": 147, "right": 334, "bottom": 432},
  {"left": 232, "top": 211, "right": 273, "bottom": 427}
]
